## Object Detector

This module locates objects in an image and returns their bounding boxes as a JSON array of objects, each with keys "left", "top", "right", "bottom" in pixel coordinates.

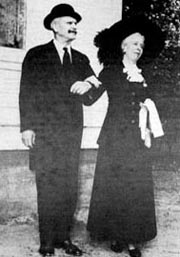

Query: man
[{"left": 19, "top": 4, "right": 100, "bottom": 256}]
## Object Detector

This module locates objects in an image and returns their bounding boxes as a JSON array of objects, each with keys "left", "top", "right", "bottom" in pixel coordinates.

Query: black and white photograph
[{"left": 0, "top": 0, "right": 180, "bottom": 256}]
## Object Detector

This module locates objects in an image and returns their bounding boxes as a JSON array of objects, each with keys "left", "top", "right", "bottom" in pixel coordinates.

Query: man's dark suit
[{"left": 19, "top": 40, "right": 94, "bottom": 246}]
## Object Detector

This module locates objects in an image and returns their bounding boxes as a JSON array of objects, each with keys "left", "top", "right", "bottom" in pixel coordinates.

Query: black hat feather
[{"left": 94, "top": 15, "right": 166, "bottom": 66}]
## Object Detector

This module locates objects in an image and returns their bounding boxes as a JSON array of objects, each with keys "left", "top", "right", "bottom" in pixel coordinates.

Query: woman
[{"left": 86, "top": 15, "right": 165, "bottom": 257}]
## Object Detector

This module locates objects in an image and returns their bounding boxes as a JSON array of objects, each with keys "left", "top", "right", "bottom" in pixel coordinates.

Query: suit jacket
[
  {"left": 19, "top": 40, "right": 94, "bottom": 170},
  {"left": 84, "top": 63, "right": 156, "bottom": 143}
]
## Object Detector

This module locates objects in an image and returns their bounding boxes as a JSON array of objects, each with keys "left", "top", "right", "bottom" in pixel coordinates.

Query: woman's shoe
[
  {"left": 39, "top": 245, "right": 55, "bottom": 256},
  {"left": 110, "top": 241, "right": 124, "bottom": 253},
  {"left": 57, "top": 240, "right": 83, "bottom": 256},
  {"left": 128, "top": 248, "right": 141, "bottom": 257}
]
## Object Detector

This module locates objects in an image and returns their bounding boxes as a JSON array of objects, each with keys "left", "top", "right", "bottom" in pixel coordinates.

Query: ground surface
[{"left": 0, "top": 154, "right": 180, "bottom": 257}]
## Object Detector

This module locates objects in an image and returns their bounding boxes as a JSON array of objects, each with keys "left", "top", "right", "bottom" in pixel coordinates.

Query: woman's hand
[{"left": 139, "top": 102, "right": 148, "bottom": 110}]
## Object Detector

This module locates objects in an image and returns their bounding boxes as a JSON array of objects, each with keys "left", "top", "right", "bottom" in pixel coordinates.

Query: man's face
[{"left": 51, "top": 16, "right": 78, "bottom": 42}]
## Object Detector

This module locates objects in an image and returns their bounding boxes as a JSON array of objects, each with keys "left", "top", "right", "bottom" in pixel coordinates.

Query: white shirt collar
[{"left": 53, "top": 39, "right": 72, "bottom": 63}]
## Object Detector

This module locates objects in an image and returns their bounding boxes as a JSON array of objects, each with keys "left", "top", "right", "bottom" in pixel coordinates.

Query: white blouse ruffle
[{"left": 123, "top": 65, "right": 147, "bottom": 87}]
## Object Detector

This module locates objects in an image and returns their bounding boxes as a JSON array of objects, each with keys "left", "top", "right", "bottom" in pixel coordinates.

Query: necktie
[{"left": 63, "top": 47, "right": 71, "bottom": 67}]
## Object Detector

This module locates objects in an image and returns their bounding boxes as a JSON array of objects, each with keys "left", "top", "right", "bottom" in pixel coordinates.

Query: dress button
[
  {"left": 131, "top": 101, "right": 135, "bottom": 105},
  {"left": 131, "top": 119, "right": 135, "bottom": 124},
  {"left": 132, "top": 92, "right": 135, "bottom": 96}
]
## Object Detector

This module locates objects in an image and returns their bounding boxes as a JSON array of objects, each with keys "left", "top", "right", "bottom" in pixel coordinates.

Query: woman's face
[{"left": 121, "top": 32, "right": 145, "bottom": 63}]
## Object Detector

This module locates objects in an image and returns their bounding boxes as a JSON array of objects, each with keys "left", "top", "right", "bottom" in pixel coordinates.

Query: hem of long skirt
[{"left": 87, "top": 230, "right": 157, "bottom": 245}]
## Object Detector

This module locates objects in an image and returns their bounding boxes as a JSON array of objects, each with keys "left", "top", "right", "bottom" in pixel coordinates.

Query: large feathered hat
[{"left": 94, "top": 15, "right": 166, "bottom": 65}]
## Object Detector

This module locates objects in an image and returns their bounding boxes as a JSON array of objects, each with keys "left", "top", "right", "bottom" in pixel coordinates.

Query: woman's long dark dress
[{"left": 87, "top": 64, "right": 157, "bottom": 245}]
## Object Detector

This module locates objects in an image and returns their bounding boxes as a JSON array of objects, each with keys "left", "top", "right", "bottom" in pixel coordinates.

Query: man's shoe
[
  {"left": 128, "top": 248, "right": 141, "bottom": 257},
  {"left": 39, "top": 246, "right": 55, "bottom": 256},
  {"left": 59, "top": 240, "right": 83, "bottom": 256},
  {"left": 110, "top": 241, "right": 124, "bottom": 253}
]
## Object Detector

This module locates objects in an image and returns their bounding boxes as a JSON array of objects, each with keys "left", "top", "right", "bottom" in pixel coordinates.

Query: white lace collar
[{"left": 122, "top": 61, "right": 147, "bottom": 87}]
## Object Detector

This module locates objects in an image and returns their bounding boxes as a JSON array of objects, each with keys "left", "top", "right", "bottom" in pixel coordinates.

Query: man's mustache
[{"left": 68, "top": 30, "right": 77, "bottom": 34}]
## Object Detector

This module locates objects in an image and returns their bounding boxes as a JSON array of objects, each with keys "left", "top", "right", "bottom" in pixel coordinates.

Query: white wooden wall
[{"left": 0, "top": 0, "right": 122, "bottom": 150}]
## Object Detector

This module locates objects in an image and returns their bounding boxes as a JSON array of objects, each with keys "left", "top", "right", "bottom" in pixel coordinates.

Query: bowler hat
[
  {"left": 94, "top": 15, "right": 166, "bottom": 65},
  {"left": 44, "top": 4, "right": 82, "bottom": 30}
]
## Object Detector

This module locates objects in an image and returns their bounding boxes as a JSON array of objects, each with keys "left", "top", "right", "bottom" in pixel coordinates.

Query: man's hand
[
  {"left": 70, "top": 81, "right": 92, "bottom": 95},
  {"left": 22, "top": 130, "right": 36, "bottom": 148},
  {"left": 85, "top": 75, "right": 102, "bottom": 88}
]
